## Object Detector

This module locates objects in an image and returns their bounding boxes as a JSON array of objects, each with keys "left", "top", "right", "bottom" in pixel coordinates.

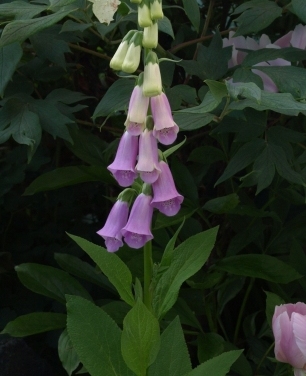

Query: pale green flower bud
[
  {"left": 150, "top": 0, "right": 163, "bottom": 20},
  {"left": 122, "top": 32, "right": 143, "bottom": 73},
  {"left": 143, "top": 51, "right": 162, "bottom": 97},
  {"left": 130, "top": 0, "right": 142, "bottom": 3},
  {"left": 138, "top": 0, "right": 152, "bottom": 27},
  {"left": 142, "top": 22, "right": 158, "bottom": 48},
  {"left": 110, "top": 30, "right": 136, "bottom": 71}
]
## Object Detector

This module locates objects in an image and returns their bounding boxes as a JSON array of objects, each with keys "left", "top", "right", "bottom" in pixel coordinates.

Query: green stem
[
  {"left": 143, "top": 241, "right": 153, "bottom": 309},
  {"left": 255, "top": 341, "right": 274, "bottom": 375},
  {"left": 233, "top": 277, "right": 255, "bottom": 345}
]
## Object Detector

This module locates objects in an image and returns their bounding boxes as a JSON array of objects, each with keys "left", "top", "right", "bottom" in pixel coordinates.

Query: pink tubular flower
[
  {"left": 151, "top": 161, "right": 183, "bottom": 216},
  {"left": 121, "top": 193, "right": 153, "bottom": 249},
  {"left": 151, "top": 92, "right": 179, "bottom": 145},
  {"left": 97, "top": 200, "right": 129, "bottom": 252},
  {"left": 124, "top": 85, "right": 149, "bottom": 136},
  {"left": 107, "top": 131, "right": 138, "bottom": 187},
  {"left": 272, "top": 303, "right": 306, "bottom": 376},
  {"left": 135, "top": 128, "right": 160, "bottom": 183}
]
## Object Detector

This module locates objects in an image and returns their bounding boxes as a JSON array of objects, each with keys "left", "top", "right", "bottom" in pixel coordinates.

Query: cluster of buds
[{"left": 97, "top": 0, "right": 183, "bottom": 252}]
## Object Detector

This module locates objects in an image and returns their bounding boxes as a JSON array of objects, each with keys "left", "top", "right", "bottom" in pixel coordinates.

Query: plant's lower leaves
[
  {"left": 58, "top": 329, "right": 80, "bottom": 376},
  {"left": 1, "top": 313, "right": 66, "bottom": 337},
  {"left": 66, "top": 295, "right": 134, "bottom": 376},
  {"left": 148, "top": 316, "right": 192, "bottom": 376}
]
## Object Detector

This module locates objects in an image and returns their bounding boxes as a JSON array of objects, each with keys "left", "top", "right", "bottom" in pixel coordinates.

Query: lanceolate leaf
[
  {"left": 0, "top": 1, "right": 47, "bottom": 20},
  {"left": 58, "top": 329, "right": 80, "bottom": 376},
  {"left": 182, "top": 0, "right": 200, "bottom": 32},
  {"left": 186, "top": 350, "right": 243, "bottom": 376},
  {"left": 121, "top": 300, "right": 160, "bottom": 376},
  {"left": 67, "top": 234, "right": 135, "bottom": 307},
  {"left": 148, "top": 316, "right": 192, "bottom": 376},
  {"left": 66, "top": 295, "right": 134, "bottom": 376},
  {"left": 24, "top": 166, "right": 113, "bottom": 195},
  {"left": 152, "top": 227, "right": 218, "bottom": 319},
  {"left": 15, "top": 263, "right": 92, "bottom": 304},
  {"left": 0, "top": 43, "right": 23, "bottom": 97},
  {"left": 1, "top": 313, "right": 66, "bottom": 337},
  {"left": 93, "top": 79, "right": 135, "bottom": 119},
  {"left": 0, "top": 9, "right": 73, "bottom": 48},
  {"left": 215, "top": 254, "right": 301, "bottom": 283}
]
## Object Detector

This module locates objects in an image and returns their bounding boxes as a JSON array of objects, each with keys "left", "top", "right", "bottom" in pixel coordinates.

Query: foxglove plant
[
  {"left": 97, "top": 199, "right": 129, "bottom": 252},
  {"left": 151, "top": 92, "right": 179, "bottom": 145},
  {"left": 121, "top": 31, "right": 143, "bottom": 73},
  {"left": 121, "top": 192, "right": 154, "bottom": 249},
  {"left": 124, "top": 75, "right": 149, "bottom": 136},
  {"left": 109, "top": 30, "right": 136, "bottom": 71},
  {"left": 143, "top": 51, "right": 162, "bottom": 97},
  {"left": 151, "top": 160, "right": 183, "bottom": 216},
  {"left": 136, "top": 128, "right": 160, "bottom": 184},
  {"left": 107, "top": 131, "right": 138, "bottom": 187}
]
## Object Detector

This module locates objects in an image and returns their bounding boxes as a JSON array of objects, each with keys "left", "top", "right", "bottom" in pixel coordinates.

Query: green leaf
[
  {"left": 54, "top": 253, "right": 116, "bottom": 292},
  {"left": 15, "top": 263, "right": 92, "bottom": 304},
  {"left": 226, "top": 81, "right": 261, "bottom": 102},
  {"left": 160, "top": 219, "right": 185, "bottom": 269},
  {"left": 178, "top": 91, "right": 222, "bottom": 114},
  {"left": 122, "top": 300, "right": 160, "bottom": 376},
  {"left": 163, "top": 137, "right": 186, "bottom": 159},
  {"left": 1, "top": 313, "right": 66, "bottom": 337},
  {"left": 30, "top": 26, "right": 71, "bottom": 68},
  {"left": 233, "top": 68, "right": 264, "bottom": 89},
  {"left": 0, "top": 43, "right": 23, "bottom": 97},
  {"left": 23, "top": 165, "right": 113, "bottom": 195},
  {"left": 148, "top": 316, "right": 192, "bottom": 376},
  {"left": 204, "top": 194, "right": 240, "bottom": 214},
  {"left": 61, "top": 20, "right": 91, "bottom": 33},
  {"left": 0, "top": 1, "right": 47, "bottom": 20},
  {"left": 215, "top": 139, "right": 265, "bottom": 186},
  {"left": 93, "top": 79, "right": 135, "bottom": 119},
  {"left": 252, "top": 146, "right": 276, "bottom": 194},
  {"left": 173, "top": 112, "right": 215, "bottom": 130},
  {"left": 233, "top": 1, "right": 282, "bottom": 36},
  {"left": 242, "top": 47, "right": 306, "bottom": 67},
  {"left": 205, "top": 80, "right": 227, "bottom": 101},
  {"left": 215, "top": 254, "right": 302, "bottom": 283},
  {"left": 253, "top": 66, "right": 306, "bottom": 98},
  {"left": 197, "top": 32, "right": 232, "bottom": 80},
  {"left": 158, "top": 16, "right": 174, "bottom": 39},
  {"left": 292, "top": 0, "right": 306, "bottom": 22},
  {"left": 67, "top": 234, "right": 135, "bottom": 307},
  {"left": 265, "top": 291, "right": 285, "bottom": 328},
  {"left": 65, "top": 127, "right": 108, "bottom": 165},
  {"left": 182, "top": 0, "right": 200, "bottom": 32},
  {"left": 152, "top": 227, "right": 218, "bottom": 319},
  {"left": 66, "top": 295, "right": 134, "bottom": 376},
  {"left": 228, "top": 91, "right": 306, "bottom": 116},
  {"left": 197, "top": 333, "right": 225, "bottom": 363},
  {"left": 0, "top": 9, "right": 73, "bottom": 48},
  {"left": 49, "top": 0, "right": 78, "bottom": 8},
  {"left": 58, "top": 329, "right": 80, "bottom": 376},
  {"left": 188, "top": 146, "right": 225, "bottom": 164},
  {"left": 187, "top": 350, "right": 243, "bottom": 376}
]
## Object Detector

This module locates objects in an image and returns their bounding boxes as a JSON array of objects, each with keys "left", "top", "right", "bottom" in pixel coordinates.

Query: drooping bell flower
[
  {"left": 97, "top": 199, "right": 129, "bottom": 252},
  {"left": 138, "top": 0, "right": 152, "bottom": 27},
  {"left": 121, "top": 192, "right": 153, "bottom": 249},
  {"left": 122, "top": 31, "right": 143, "bottom": 74},
  {"left": 150, "top": 0, "right": 163, "bottom": 20},
  {"left": 151, "top": 161, "right": 183, "bottom": 216},
  {"left": 110, "top": 30, "right": 136, "bottom": 71},
  {"left": 143, "top": 51, "right": 162, "bottom": 97},
  {"left": 107, "top": 131, "right": 138, "bottom": 187},
  {"left": 151, "top": 92, "right": 179, "bottom": 145},
  {"left": 136, "top": 127, "right": 160, "bottom": 183},
  {"left": 124, "top": 74, "right": 149, "bottom": 136},
  {"left": 142, "top": 21, "right": 158, "bottom": 49},
  {"left": 272, "top": 303, "right": 306, "bottom": 376}
]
